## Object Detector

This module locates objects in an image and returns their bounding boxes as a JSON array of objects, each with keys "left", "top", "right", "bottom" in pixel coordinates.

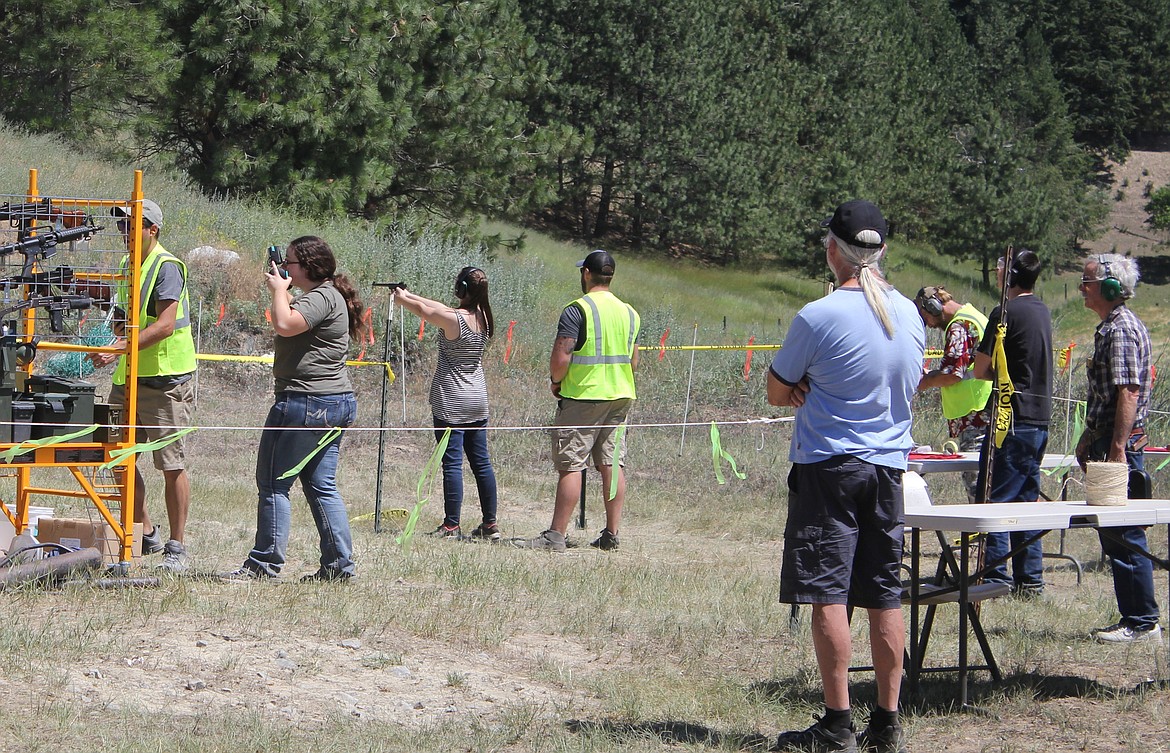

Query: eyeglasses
[
  {"left": 1079, "top": 277, "right": 1101, "bottom": 285},
  {"left": 116, "top": 218, "right": 152, "bottom": 231},
  {"left": 281, "top": 259, "right": 300, "bottom": 267}
]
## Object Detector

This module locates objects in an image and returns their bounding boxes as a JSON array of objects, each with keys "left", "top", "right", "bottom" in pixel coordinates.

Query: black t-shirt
[{"left": 977, "top": 294, "right": 1053, "bottom": 426}]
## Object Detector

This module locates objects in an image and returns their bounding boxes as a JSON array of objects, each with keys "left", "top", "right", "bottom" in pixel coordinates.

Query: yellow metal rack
[{"left": 0, "top": 169, "right": 152, "bottom": 566}]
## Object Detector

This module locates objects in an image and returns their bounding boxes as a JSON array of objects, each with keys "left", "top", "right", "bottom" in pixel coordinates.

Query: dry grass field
[{"left": 2, "top": 353, "right": 1169, "bottom": 753}]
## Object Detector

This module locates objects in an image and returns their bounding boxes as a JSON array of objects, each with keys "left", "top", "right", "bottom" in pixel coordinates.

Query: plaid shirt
[
  {"left": 1085, "top": 305, "right": 1152, "bottom": 433},
  {"left": 940, "top": 317, "right": 989, "bottom": 436}
]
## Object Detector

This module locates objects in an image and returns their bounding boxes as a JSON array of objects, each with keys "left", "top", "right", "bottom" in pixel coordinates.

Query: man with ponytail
[{"left": 767, "top": 200, "right": 924, "bottom": 753}]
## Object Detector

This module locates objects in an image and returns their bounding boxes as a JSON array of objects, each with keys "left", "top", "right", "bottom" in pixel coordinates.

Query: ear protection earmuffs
[
  {"left": 455, "top": 267, "right": 480, "bottom": 298},
  {"left": 1097, "top": 256, "right": 1123, "bottom": 301},
  {"left": 916, "top": 287, "right": 944, "bottom": 317}
]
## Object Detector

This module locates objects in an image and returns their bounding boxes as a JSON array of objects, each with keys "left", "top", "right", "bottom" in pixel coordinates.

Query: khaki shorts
[
  {"left": 551, "top": 398, "right": 632, "bottom": 472},
  {"left": 109, "top": 380, "right": 194, "bottom": 471}
]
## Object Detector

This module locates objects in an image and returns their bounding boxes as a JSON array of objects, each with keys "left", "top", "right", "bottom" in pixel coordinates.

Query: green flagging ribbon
[
  {"left": 1157, "top": 454, "right": 1170, "bottom": 473},
  {"left": 710, "top": 422, "right": 746, "bottom": 484},
  {"left": 609, "top": 424, "right": 627, "bottom": 500},
  {"left": 277, "top": 428, "right": 342, "bottom": 480},
  {"left": 396, "top": 428, "right": 451, "bottom": 549},
  {"left": 1044, "top": 401, "right": 1087, "bottom": 477},
  {"left": 100, "top": 427, "right": 198, "bottom": 469},
  {"left": 1, "top": 425, "right": 99, "bottom": 463}
]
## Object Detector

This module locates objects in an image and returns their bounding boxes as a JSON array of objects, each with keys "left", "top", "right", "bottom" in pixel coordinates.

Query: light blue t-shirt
[{"left": 770, "top": 287, "right": 925, "bottom": 469}]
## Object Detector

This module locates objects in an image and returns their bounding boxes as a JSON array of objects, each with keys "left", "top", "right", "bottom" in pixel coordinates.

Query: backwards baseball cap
[
  {"left": 111, "top": 198, "right": 163, "bottom": 228},
  {"left": 576, "top": 249, "right": 615, "bottom": 275},
  {"left": 821, "top": 199, "right": 887, "bottom": 249}
]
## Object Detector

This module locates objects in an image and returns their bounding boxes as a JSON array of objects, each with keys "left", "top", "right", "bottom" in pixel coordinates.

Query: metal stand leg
[{"left": 577, "top": 469, "right": 586, "bottom": 530}]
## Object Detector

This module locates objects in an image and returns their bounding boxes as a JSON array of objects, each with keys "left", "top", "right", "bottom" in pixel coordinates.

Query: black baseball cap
[
  {"left": 577, "top": 250, "right": 616, "bottom": 275},
  {"left": 821, "top": 200, "right": 887, "bottom": 249}
]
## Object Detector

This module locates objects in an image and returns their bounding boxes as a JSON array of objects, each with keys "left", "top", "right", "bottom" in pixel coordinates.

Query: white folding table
[{"left": 904, "top": 499, "right": 1170, "bottom": 707}]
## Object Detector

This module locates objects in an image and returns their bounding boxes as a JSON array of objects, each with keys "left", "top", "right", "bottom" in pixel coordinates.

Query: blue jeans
[
  {"left": 247, "top": 392, "right": 357, "bottom": 577},
  {"left": 1088, "top": 436, "right": 1158, "bottom": 630},
  {"left": 977, "top": 423, "right": 1048, "bottom": 590},
  {"left": 434, "top": 418, "right": 498, "bottom": 528}
]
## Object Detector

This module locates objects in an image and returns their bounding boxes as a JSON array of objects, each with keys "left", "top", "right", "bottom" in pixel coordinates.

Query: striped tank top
[{"left": 429, "top": 312, "right": 489, "bottom": 424}]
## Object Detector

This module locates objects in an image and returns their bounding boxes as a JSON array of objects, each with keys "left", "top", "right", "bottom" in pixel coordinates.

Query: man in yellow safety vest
[
  {"left": 91, "top": 199, "right": 197, "bottom": 573},
  {"left": 518, "top": 250, "right": 639, "bottom": 553}
]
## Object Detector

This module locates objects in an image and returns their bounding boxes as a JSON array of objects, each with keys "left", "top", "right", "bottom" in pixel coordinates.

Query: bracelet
[{"left": 550, "top": 379, "right": 561, "bottom": 386}]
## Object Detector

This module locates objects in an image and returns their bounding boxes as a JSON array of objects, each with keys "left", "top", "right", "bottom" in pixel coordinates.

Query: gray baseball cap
[{"left": 111, "top": 198, "right": 163, "bottom": 228}]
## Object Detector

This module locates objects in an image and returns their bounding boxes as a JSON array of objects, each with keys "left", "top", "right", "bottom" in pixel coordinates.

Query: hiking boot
[
  {"left": 141, "top": 526, "right": 164, "bottom": 555},
  {"left": 857, "top": 722, "right": 907, "bottom": 753},
  {"left": 514, "top": 529, "right": 566, "bottom": 552},
  {"left": 157, "top": 540, "right": 190, "bottom": 574},
  {"left": 589, "top": 528, "right": 619, "bottom": 551},
  {"left": 467, "top": 522, "right": 502, "bottom": 542},
  {"left": 773, "top": 716, "right": 858, "bottom": 752},
  {"left": 426, "top": 524, "right": 461, "bottom": 540},
  {"left": 1092, "top": 622, "right": 1162, "bottom": 643}
]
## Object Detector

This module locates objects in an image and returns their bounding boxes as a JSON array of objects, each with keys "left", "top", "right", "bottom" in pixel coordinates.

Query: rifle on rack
[
  {"left": 0, "top": 292, "right": 93, "bottom": 334},
  {"left": 0, "top": 221, "right": 102, "bottom": 278},
  {"left": 0, "top": 199, "right": 89, "bottom": 229}
]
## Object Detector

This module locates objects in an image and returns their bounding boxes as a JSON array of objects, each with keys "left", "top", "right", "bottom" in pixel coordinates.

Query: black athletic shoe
[
  {"left": 857, "top": 722, "right": 907, "bottom": 753},
  {"left": 589, "top": 528, "right": 619, "bottom": 551},
  {"left": 467, "top": 522, "right": 502, "bottom": 541},
  {"left": 773, "top": 717, "right": 858, "bottom": 752}
]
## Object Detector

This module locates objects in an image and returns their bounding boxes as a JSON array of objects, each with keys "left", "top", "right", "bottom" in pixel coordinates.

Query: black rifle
[
  {"left": 0, "top": 294, "right": 93, "bottom": 333},
  {"left": 0, "top": 222, "right": 102, "bottom": 277},
  {"left": 0, "top": 198, "right": 89, "bottom": 229}
]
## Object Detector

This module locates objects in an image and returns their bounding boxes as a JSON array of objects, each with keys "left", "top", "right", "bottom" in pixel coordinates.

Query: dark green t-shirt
[{"left": 273, "top": 281, "right": 352, "bottom": 394}]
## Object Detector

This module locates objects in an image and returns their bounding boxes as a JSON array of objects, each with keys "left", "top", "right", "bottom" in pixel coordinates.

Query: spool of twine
[{"left": 1085, "top": 461, "right": 1129, "bottom": 506}]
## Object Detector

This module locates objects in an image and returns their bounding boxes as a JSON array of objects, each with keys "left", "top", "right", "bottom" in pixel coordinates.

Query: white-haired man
[{"left": 1076, "top": 254, "right": 1159, "bottom": 643}]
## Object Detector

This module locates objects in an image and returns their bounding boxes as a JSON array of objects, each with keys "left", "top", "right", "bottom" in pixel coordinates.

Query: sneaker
[
  {"left": 514, "top": 529, "right": 566, "bottom": 552},
  {"left": 300, "top": 569, "right": 354, "bottom": 583},
  {"left": 1012, "top": 584, "right": 1045, "bottom": 600},
  {"left": 221, "top": 565, "right": 263, "bottom": 582},
  {"left": 467, "top": 522, "right": 502, "bottom": 541},
  {"left": 857, "top": 722, "right": 907, "bottom": 753},
  {"left": 141, "top": 526, "right": 164, "bottom": 555},
  {"left": 157, "top": 540, "right": 190, "bottom": 574},
  {"left": 589, "top": 528, "right": 619, "bottom": 551},
  {"left": 774, "top": 717, "right": 858, "bottom": 752},
  {"left": 426, "top": 524, "right": 461, "bottom": 539},
  {"left": 1092, "top": 622, "right": 1162, "bottom": 643},
  {"left": 222, "top": 566, "right": 268, "bottom": 582}
]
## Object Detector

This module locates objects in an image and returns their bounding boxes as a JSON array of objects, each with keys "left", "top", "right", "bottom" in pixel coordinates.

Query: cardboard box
[{"left": 37, "top": 517, "right": 142, "bottom": 563}]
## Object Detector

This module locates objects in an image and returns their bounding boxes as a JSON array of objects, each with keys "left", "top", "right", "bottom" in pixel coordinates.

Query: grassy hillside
[{"left": 3, "top": 122, "right": 1170, "bottom": 753}]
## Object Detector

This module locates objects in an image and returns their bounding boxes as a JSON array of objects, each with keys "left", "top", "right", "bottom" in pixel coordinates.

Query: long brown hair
[
  {"left": 287, "top": 236, "right": 367, "bottom": 341},
  {"left": 455, "top": 266, "right": 494, "bottom": 338}
]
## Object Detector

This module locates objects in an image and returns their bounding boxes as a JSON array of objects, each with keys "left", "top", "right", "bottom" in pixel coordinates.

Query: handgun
[{"left": 266, "top": 245, "right": 288, "bottom": 279}]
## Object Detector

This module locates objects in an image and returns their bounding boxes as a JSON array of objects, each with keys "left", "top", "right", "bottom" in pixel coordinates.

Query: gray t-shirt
[{"left": 273, "top": 281, "right": 353, "bottom": 394}]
